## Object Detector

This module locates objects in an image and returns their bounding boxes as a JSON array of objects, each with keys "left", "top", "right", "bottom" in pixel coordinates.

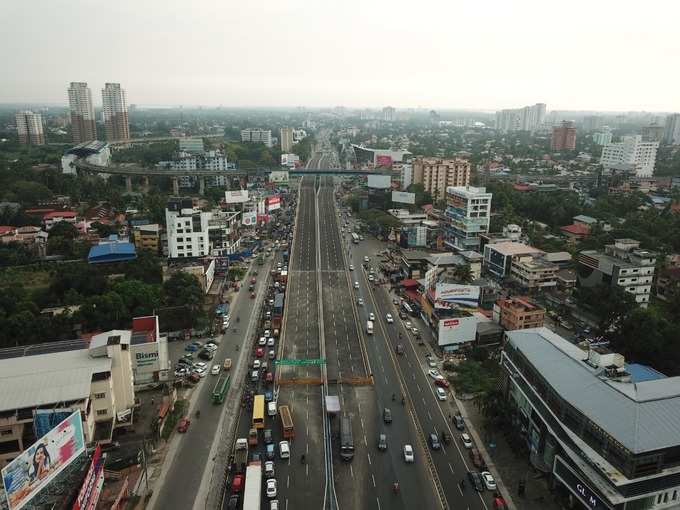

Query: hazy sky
[{"left": 2, "top": 0, "right": 679, "bottom": 111}]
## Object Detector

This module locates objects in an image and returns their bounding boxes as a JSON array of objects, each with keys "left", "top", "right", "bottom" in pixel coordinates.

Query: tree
[
  {"left": 574, "top": 284, "right": 636, "bottom": 334},
  {"left": 452, "top": 263, "right": 473, "bottom": 284},
  {"left": 90, "top": 222, "right": 119, "bottom": 238},
  {"left": 163, "top": 272, "right": 203, "bottom": 315}
]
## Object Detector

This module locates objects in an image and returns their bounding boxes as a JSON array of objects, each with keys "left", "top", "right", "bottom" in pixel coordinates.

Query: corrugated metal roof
[
  {"left": 507, "top": 328, "right": 680, "bottom": 454},
  {"left": 88, "top": 242, "right": 136, "bottom": 263}
]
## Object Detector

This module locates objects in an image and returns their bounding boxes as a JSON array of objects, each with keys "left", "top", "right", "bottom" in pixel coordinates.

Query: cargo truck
[
  {"left": 243, "top": 461, "right": 262, "bottom": 510},
  {"left": 234, "top": 438, "right": 248, "bottom": 473}
]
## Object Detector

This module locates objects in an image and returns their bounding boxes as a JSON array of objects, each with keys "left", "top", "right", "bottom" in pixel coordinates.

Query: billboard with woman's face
[{"left": 2, "top": 411, "right": 85, "bottom": 510}]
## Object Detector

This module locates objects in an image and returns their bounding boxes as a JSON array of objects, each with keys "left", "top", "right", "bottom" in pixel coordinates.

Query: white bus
[
  {"left": 351, "top": 233, "right": 360, "bottom": 244},
  {"left": 366, "top": 321, "right": 374, "bottom": 335}
]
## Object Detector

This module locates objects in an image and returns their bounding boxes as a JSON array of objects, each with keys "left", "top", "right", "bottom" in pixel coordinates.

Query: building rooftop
[
  {"left": 507, "top": 328, "right": 680, "bottom": 454},
  {"left": 488, "top": 241, "right": 542, "bottom": 257},
  {"left": 561, "top": 223, "right": 590, "bottom": 236},
  {"left": 573, "top": 214, "right": 598, "bottom": 224},
  {"left": 88, "top": 239, "right": 137, "bottom": 264},
  {"left": 543, "top": 251, "right": 572, "bottom": 263}
]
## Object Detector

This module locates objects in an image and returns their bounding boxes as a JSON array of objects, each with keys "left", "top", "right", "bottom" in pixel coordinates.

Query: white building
[
  {"left": 165, "top": 198, "right": 211, "bottom": 258},
  {"left": 495, "top": 103, "right": 546, "bottom": 132},
  {"left": 664, "top": 113, "right": 680, "bottom": 145},
  {"left": 280, "top": 127, "right": 294, "bottom": 152},
  {"left": 400, "top": 163, "right": 413, "bottom": 190},
  {"left": 15, "top": 110, "right": 45, "bottom": 145},
  {"left": 592, "top": 127, "right": 613, "bottom": 146},
  {"left": 241, "top": 128, "right": 272, "bottom": 148},
  {"left": 160, "top": 150, "right": 229, "bottom": 188},
  {"left": 281, "top": 153, "right": 300, "bottom": 168},
  {"left": 600, "top": 135, "right": 658, "bottom": 177},
  {"left": 444, "top": 186, "right": 492, "bottom": 251},
  {"left": 61, "top": 141, "right": 112, "bottom": 174}
]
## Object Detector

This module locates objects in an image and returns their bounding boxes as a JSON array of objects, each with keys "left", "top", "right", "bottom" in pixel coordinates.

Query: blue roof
[
  {"left": 626, "top": 363, "right": 667, "bottom": 383},
  {"left": 87, "top": 242, "right": 137, "bottom": 264}
]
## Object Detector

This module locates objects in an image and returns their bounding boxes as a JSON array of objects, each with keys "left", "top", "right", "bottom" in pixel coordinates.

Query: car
[
  {"left": 368, "top": 312, "right": 375, "bottom": 321},
  {"left": 185, "top": 344, "right": 198, "bottom": 352},
  {"left": 441, "top": 431, "right": 452, "bottom": 445},
  {"left": 269, "top": 500, "right": 279, "bottom": 510},
  {"left": 279, "top": 441, "right": 290, "bottom": 459},
  {"left": 364, "top": 256, "right": 370, "bottom": 262},
  {"left": 177, "top": 417, "right": 190, "bottom": 433},
  {"left": 231, "top": 474, "right": 244, "bottom": 494},
  {"left": 253, "top": 359, "right": 261, "bottom": 369},
  {"left": 264, "top": 429, "right": 273, "bottom": 444},
  {"left": 198, "top": 349, "right": 214, "bottom": 361},
  {"left": 357, "top": 298, "right": 364, "bottom": 306},
  {"left": 395, "top": 344, "right": 404, "bottom": 355},
  {"left": 181, "top": 353, "right": 194, "bottom": 362},
  {"left": 461, "top": 433, "right": 473, "bottom": 449},
  {"left": 266, "top": 443, "right": 275, "bottom": 459},
  {"left": 383, "top": 408, "right": 392, "bottom": 423},
  {"left": 454, "top": 414, "right": 465, "bottom": 431},
  {"left": 349, "top": 264, "right": 354, "bottom": 271},
  {"left": 264, "top": 460, "right": 275, "bottom": 477},
  {"left": 251, "top": 370, "right": 259, "bottom": 382},
  {"left": 427, "top": 358, "right": 437, "bottom": 368},
  {"left": 205, "top": 343, "right": 218, "bottom": 352},
  {"left": 493, "top": 496, "right": 509, "bottom": 510},
  {"left": 227, "top": 495, "right": 239, "bottom": 509},
  {"left": 174, "top": 367, "right": 188, "bottom": 377},
  {"left": 393, "top": 298, "right": 400, "bottom": 305},
  {"left": 467, "top": 471, "right": 485, "bottom": 492},
  {"left": 469, "top": 448, "right": 485, "bottom": 469},
  {"left": 267, "top": 337, "right": 275, "bottom": 347},
  {"left": 377, "top": 433, "right": 387, "bottom": 451},
  {"left": 265, "top": 371, "right": 274, "bottom": 383},
  {"left": 429, "top": 433, "right": 441, "bottom": 450},
  {"left": 255, "top": 348, "right": 265, "bottom": 359},
  {"left": 266, "top": 478, "right": 277, "bottom": 498},
  {"left": 411, "top": 327, "right": 419, "bottom": 336},
  {"left": 354, "top": 281, "right": 359, "bottom": 289},
  {"left": 264, "top": 329, "right": 271, "bottom": 337},
  {"left": 385, "top": 313, "right": 394, "bottom": 323},
  {"left": 259, "top": 337, "right": 267, "bottom": 346},
  {"left": 368, "top": 275, "right": 374, "bottom": 282},
  {"left": 211, "top": 365, "right": 220, "bottom": 376},
  {"left": 404, "top": 321, "right": 413, "bottom": 329},
  {"left": 428, "top": 369, "right": 443, "bottom": 380},
  {"left": 434, "top": 378, "right": 450, "bottom": 388},
  {"left": 268, "top": 349, "right": 276, "bottom": 360},
  {"left": 399, "top": 311, "right": 408, "bottom": 320},
  {"left": 403, "top": 444, "right": 414, "bottom": 463}
]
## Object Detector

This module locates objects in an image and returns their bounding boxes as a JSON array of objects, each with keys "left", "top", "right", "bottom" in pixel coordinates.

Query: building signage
[
  {"left": 367, "top": 174, "right": 391, "bottom": 189},
  {"left": 376, "top": 155, "right": 393, "bottom": 167},
  {"left": 437, "top": 315, "right": 479, "bottom": 346},
  {"left": 434, "top": 283, "right": 481, "bottom": 308},
  {"left": 554, "top": 456, "right": 612, "bottom": 510},
  {"left": 73, "top": 444, "right": 104, "bottom": 510},
  {"left": 391, "top": 191, "right": 416, "bottom": 205},
  {"left": 135, "top": 351, "right": 159, "bottom": 367},
  {"left": 242, "top": 211, "right": 257, "bottom": 226},
  {"left": 224, "top": 190, "right": 249, "bottom": 204},
  {"left": 267, "top": 195, "right": 281, "bottom": 212}
]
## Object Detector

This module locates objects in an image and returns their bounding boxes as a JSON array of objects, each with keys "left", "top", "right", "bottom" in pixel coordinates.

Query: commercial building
[
  {"left": 68, "top": 82, "right": 97, "bottom": 144},
  {"left": 101, "top": 83, "right": 129, "bottom": 141},
  {"left": 600, "top": 135, "right": 659, "bottom": 177},
  {"left": 241, "top": 128, "right": 272, "bottom": 148},
  {"left": 495, "top": 103, "right": 546, "bottom": 132},
  {"left": 129, "top": 315, "right": 170, "bottom": 387},
  {"left": 494, "top": 296, "right": 545, "bottom": 330},
  {"left": 165, "top": 197, "right": 211, "bottom": 258},
  {"left": 641, "top": 124, "right": 665, "bottom": 143},
  {"left": 280, "top": 127, "right": 294, "bottom": 152},
  {"left": 281, "top": 153, "right": 300, "bottom": 168},
  {"left": 0, "top": 331, "right": 136, "bottom": 467},
  {"left": 501, "top": 327, "right": 680, "bottom": 510},
  {"left": 593, "top": 127, "right": 613, "bottom": 146},
  {"left": 663, "top": 113, "right": 680, "bottom": 145},
  {"left": 510, "top": 255, "right": 559, "bottom": 289},
  {"left": 412, "top": 157, "right": 471, "bottom": 201},
  {"left": 444, "top": 186, "right": 491, "bottom": 251},
  {"left": 483, "top": 241, "right": 541, "bottom": 278},
  {"left": 551, "top": 121, "right": 576, "bottom": 151},
  {"left": 159, "top": 150, "right": 229, "bottom": 188},
  {"left": 87, "top": 235, "right": 137, "bottom": 264},
  {"left": 577, "top": 239, "right": 657, "bottom": 307},
  {"left": 132, "top": 223, "right": 161, "bottom": 254},
  {"left": 61, "top": 141, "right": 111, "bottom": 174},
  {"left": 15, "top": 110, "right": 45, "bottom": 145}
]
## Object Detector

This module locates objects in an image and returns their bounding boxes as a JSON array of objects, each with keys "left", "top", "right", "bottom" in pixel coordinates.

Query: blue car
[
  {"left": 265, "top": 390, "right": 273, "bottom": 402},
  {"left": 185, "top": 344, "right": 198, "bottom": 352}
]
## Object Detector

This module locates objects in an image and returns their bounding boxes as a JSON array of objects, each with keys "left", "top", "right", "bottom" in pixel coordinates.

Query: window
[
  {"left": 96, "top": 409, "right": 108, "bottom": 416},
  {"left": 0, "top": 429, "right": 13, "bottom": 437},
  {"left": 94, "top": 392, "right": 106, "bottom": 399}
]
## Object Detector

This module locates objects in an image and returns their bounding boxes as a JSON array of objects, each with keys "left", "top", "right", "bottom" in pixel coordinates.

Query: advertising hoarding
[
  {"left": 437, "top": 316, "right": 479, "bottom": 346},
  {"left": 434, "top": 283, "right": 480, "bottom": 308},
  {"left": 2, "top": 411, "right": 85, "bottom": 510},
  {"left": 72, "top": 444, "right": 104, "bottom": 510},
  {"left": 33, "top": 410, "right": 75, "bottom": 440},
  {"left": 269, "top": 171, "right": 289, "bottom": 184},
  {"left": 224, "top": 190, "right": 249, "bottom": 204},
  {"left": 375, "top": 155, "right": 393, "bottom": 167},
  {"left": 391, "top": 191, "right": 416, "bottom": 205},
  {"left": 242, "top": 211, "right": 257, "bottom": 226},
  {"left": 367, "top": 175, "right": 391, "bottom": 189},
  {"left": 267, "top": 195, "right": 281, "bottom": 212}
]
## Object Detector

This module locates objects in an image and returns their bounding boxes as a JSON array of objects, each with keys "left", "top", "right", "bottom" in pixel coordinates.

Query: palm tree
[{"left": 453, "top": 263, "right": 473, "bottom": 284}]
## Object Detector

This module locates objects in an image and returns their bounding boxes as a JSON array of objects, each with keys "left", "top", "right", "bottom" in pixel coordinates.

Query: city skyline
[{"left": 1, "top": 0, "right": 679, "bottom": 111}]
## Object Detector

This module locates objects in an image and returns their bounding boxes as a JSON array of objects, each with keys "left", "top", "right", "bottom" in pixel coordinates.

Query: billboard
[
  {"left": 33, "top": 410, "right": 75, "bottom": 440},
  {"left": 367, "top": 175, "right": 391, "bottom": 189},
  {"left": 392, "top": 191, "right": 416, "bottom": 205},
  {"left": 437, "top": 316, "right": 479, "bottom": 346},
  {"left": 375, "top": 155, "right": 393, "bottom": 167},
  {"left": 269, "top": 171, "right": 289, "bottom": 184},
  {"left": 242, "top": 211, "right": 257, "bottom": 226},
  {"left": 434, "top": 283, "right": 480, "bottom": 308},
  {"left": 267, "top": 195, "right": 281, "bottom": 212},
  {"left": 2, "top": 411, "right": 85, "bottom": 510},
  {"left": 72, "top": 444, "right": 104, "bottom": 510},
  {"left": 224, "top": 190, "right": 249, "bottom": 204}
]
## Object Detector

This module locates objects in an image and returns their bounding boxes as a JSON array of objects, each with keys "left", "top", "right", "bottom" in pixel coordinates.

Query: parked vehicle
[{"left": 177, "top": 417, "right": 190, "bottom": 433}]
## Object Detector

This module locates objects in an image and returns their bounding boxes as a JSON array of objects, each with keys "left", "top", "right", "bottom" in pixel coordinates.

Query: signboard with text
[
  {"left": 434, "top": 283, "right": 480, "bottom": 308},
  {"left": 224, "top": 190, "right": 249, "bottom": 204},
  {"left": 72, "top": 444, "right": 104, "bottom": 510},
  {"left": 391, "top": 191, "right": 416, "bottom": 205},
  {"left": 267, "top": 195, "right": 281, "bottom": 212},
  {"left": 367, "top": 175, "right": 391, "bottom": 189}
]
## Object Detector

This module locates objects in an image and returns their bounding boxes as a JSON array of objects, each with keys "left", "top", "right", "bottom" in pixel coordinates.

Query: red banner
[{"left": 73, "top": 444, "right": 104, "bottom": 510}]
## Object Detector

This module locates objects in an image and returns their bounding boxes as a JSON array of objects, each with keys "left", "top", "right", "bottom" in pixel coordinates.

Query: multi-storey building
[
  {"left": 483, "top": 241, "right": 542, "bottom": 278},
  {"left": 412, "top": 157, "right": 471, "bottom": 201},
  {"left": 510, "top": 255, "right": 559, "bottom": 289},
  {"left": 15, "top": 111, "right": 45, "bottom": 145},
  {"left": 593, "top": 127, "right": 613, "bottom": 146},
  {"left": 400, "top": 163, "right": 413, "bottom": 190},
  {"left": 383, "top": 106, "right": 395, "bottom": 122},
  {"left": 501, "top": 327, "right": 680, "bottom": 510},
  {"left": 444, "top": 186, "right": 491, "bottom": 251},
  {"left": 165, "top": 197, "right": 211, "bottom": 258},
  {"left": 551, "top": 121, "right": 576, "bottom": 151},
  {"left": 494, "top": 296, "right": 545, "bottom": 330},
  {"left": 600, "top": 135, "right": 658, "bottom": 177},
  {"left": 280, "top": 127, "right": 294, "bottom": 152},
  {"left": 178, "top": 137, "right": 205, "bottom": 154},
  {"left": 664, "top": 113, "right": 680, "bottom": 145},
  {"left": 577, "top": 239, "right": 657, "bottom": 307},
  {"left": 67, "top": 82, "right": 96, "bottom": 143},
  {"left": 241, "top": 128, "right": 272, "bottom": 148},
  {"left": 101, "top": 83, "right": 129, "bottom": 141},
  {"left": 161, "top": 150, "right": 229, "bottom": 188},
  {"left": 642, "top": 124, "right": 665, "bottom": 143},
  {"left": 495, "top": 103, "right": 546, "bottom": 132},
  {"left": 132, "top": 223, "right": 161, "bottom": 254}
]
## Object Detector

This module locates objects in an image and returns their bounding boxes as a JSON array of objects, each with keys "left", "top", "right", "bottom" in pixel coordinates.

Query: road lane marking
[
  {"left": 367, "top": 452, "right": 372, "bottom": 465},
  {"left": 372, "top": 474, "right": 376, "bottom": 488},
  {"left": 449, "top": 463, "right": 454, "bottom": 474}
]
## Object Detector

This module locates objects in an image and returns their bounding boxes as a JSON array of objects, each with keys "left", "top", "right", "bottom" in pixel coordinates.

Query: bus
[
  {"left": 279, "top": 405, "right": 294, "bottom": 439},
  {"left": 340, "top": 414, "right": 354, "bottom": 461},
  {"left": 252, "top": 395, "right": 265, "bottom": 429},
  {"left": 402, "top": 302, "right": 414, "bottom": 316},
  {"left": 211, "top": 374, "right": 230, "bottom": 404},
  {"left": 351, "top": 233, "right": 360, "bottom": 244},
  {"left": 366, "top": 321, "right": 374, "bottom": 335}
]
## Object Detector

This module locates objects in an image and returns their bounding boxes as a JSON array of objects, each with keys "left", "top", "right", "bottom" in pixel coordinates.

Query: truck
[
  {"left": 243, "top": 461, "right": 262, "bottom": 510},
  {"left": 234, "top": 438, "right": 248, "bottom": 473},
  {"left": 279, "top": 405, "right": 294, "bottom": 439}
]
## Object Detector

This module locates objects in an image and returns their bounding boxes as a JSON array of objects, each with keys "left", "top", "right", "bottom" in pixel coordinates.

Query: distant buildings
[
  {"left": 102, "top": 82, "right": 129, "bottom": 141},
  {"left": 577, "top": 239, "right": 656, "bottom": 307},
  {"left": 280, "top": 127, "right": 294, "bottom": 152},
  {"left": 444, "top": 186, "right": 491, "bottom": 251},
  {"left": 400, "top": 163, "right": 413, "bottom": 190},
  {"left": 592, "top": 127, "right": 613, "bottom": 146},
  {"left": 550, "top": 121, "right": 576, "bottom": 151},
  {"left": 641, "top": 123, "right": 665, "bottom": 143},
  {"left": 664, "top": 113, "right": 680, "bottom": 145},
  {"left": 241, "top": 128, "right": 272, "bottom": 148},
  {"left": 178, "top": 137, "right": 204, "bottom": 154},
  {"left": 600, "top": 135, "right": 658, "bottom": 177},
  {"left": 383, "top": 106, "right": 395, "bottom": 122},
  {"left": 67, "top": 82, "right": 96, "bottom": 143},
  {"left": 412, "top": 157, "right": 471, "bottom": 201},
  {"left": 495, "top": 103, "right": 546, "bottom": 132},
  {"left": 15, "top": 110, "right": 45, "bottom": 145}
]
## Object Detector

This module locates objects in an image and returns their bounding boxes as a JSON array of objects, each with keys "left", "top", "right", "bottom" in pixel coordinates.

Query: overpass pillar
[
  {"left": 199, "top": 177, "right": 206, "bottom": 195},
  {"left": 125, "top": 176, "right": 133, "bottom": 193},
  {"left": 172, "top": 177, "right": 179, "bottom": 196},
  {"left": 142, "top": 176, "right": 150, "bottom": 193}
]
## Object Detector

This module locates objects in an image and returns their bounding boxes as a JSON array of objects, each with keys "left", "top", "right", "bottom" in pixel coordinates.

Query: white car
[
  {"left": 386, "top": 313, "right": 394, "bottom": 323},
  {"left": 368, "top": 275, "right": 374, "bottom": 282},
  {"left": 357, "top": 298, "right": 364, "bottom": 306},
  {"left": 461, "top": 433, "right": 473, "bottom": 449},
  {"left": 349, "top": 264, "right": 354, "bottom": 271},
  {"left": 253, "top": 359, "right": 261, "bottom": 369},
  {"left": 266, "top": 478, "right": 277, "bottom": 498},
  {"left": 426, "top": 356, "right": 437, "bottom": 368},
  {"left": 205, "top": 343, "right": 218, "bottom": 352},
  {"left": 267, "top": 338, "right": 275, "bottom": 347},
  {"left": 403, "top": 444, "right": 414, "bottom": 463},
  {"left": 279, "top": 441, "right": 290, "bottom": 459},
  {"left": 436, "top": 387, "right": 447, "bottom": 401},
  {"left": 363, "top": 256, "right": 370, "bottom": 262},
  {"left": 404, "top": 321, "right": 413, "bottom": 329},
  {"left": 368, "top": 312, "right": 375, "bottom": 321},
  {"left": 264, "top": 330, "right": 271, "bottom": 338},
  {"left": 259, "top": 337, "right": 267, "bottom": 346},
  {"left": 264, "top": 461, "right": 275, "bottom": 477},
  {"left": 411, "top": 327, "right": 419, "bottom": 336},
  {"left": 194, "top": 361, "right": 207, "bottom": 370},
  {"left": 269, "top": 501, "right": 279, "bottom": 510},
  {"left": 428, "top": 369, "right": 443, "bottom": 380},
  {"left": 354, "top": 282, "right": 359, "bottom": 289},
  {"left": 210, "top": 365, "right": 220, "bottom": 375},
  {"left": 481, "top": 471, "right": 497, "bottom": 490}
]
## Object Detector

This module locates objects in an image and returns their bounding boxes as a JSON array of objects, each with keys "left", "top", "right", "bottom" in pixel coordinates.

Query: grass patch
[{"left": 162, "top": 399, "right": 188, "bottom": 439}]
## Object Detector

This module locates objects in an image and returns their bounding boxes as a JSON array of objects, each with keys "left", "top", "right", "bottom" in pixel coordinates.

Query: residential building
[
  {"left": 15, "top": 110, "right": 45, "bottom": 145},
  {"left": 43, "top": 210, "right": 78, "bottom": 230},
  {"left": 483, "top": 241, "right": 542, "bottom": 278},
  {"left": 582, "top": 115, "right": 604, "bottom": 131},
  {"left": 663, "top": 113, "right": 680, "bottom": 145},
  {"left": 495, "top": 103, "right": 546, "bottom": 132},
  {"left": 577, "top": 239, "right": 657, "bottom": 306},
  {"left": 593, "top": 127, "right": 613, "bottom": 146},
  {"left": 159, "top": 150, "right": 229, "bottom": 188},
  {"left": 101, "top": 83, "right": 129, "bottom": 141},
  {"left": 178, "top": 137, "right": 205, "bottom": 154},
  {"left": 412, "top": 157, "right": 471, "bottom": 201},
  {"left": 0, "top": 331, "right": 136, "bottom": 467},
  {"left": 383, "top": 106, "right": 395, "bottom": 122},
  {"left": 600, "top": 135, "right": 659, "bottom": 177},
  {"left": 241, "top": 128, "right": 272, "bottom": 148},
  {"left": 510, "top": 255, "right": 559, "bottom": 289},
  {"left": 207, "top": 209, "right": 241, "bottom": 255},
  {"left": 280, "top": 127, "right": 294, "bottom": 152},
  {"left": 550, "top": 121, "right": 576, "bottom": 151},
  {"left": 67, "top": 82, "right": 96, "bottom": 143},
  {"left": 444, "top": 186, "right": 492, "bottom": 251},
  {"left": 132, "top": 223, "right": 161, "bottom": 254},
  {"left": 501, "top": 328, "right": 680, "bottom": 510},
  {"left": 641, "top": 123, "right": 665, "bottom": 143},
  {"left": 494, "top": 296, "right": 545, "bottom": 330},
  {"left": 165, "top": 197, "right": 211, "bottom": 258}
]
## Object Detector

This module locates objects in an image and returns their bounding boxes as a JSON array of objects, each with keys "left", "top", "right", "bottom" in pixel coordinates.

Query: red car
[
  {"left": 265, "top": 371, "right": 273, "bottom": 383},
  {"left": 177, "top": 417, "right": 191, "bottom": 433},
  {"left": 255, "top": 347, "right": 265, "bottom": 358},
  {"left": 434, "top": 378, "right": 450, "bottom": 388},
  {"left": 231, "top": 474, "right": 244, "bottom": 494},
  {"left": 250, "top": 292, "right": 256, "bottom": 299},
  {"left": 493, "top": 496, "right": 508, "bottom": 510},
  {"left": 250, "top": 277, "right": 256, "bottom": 284}
]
